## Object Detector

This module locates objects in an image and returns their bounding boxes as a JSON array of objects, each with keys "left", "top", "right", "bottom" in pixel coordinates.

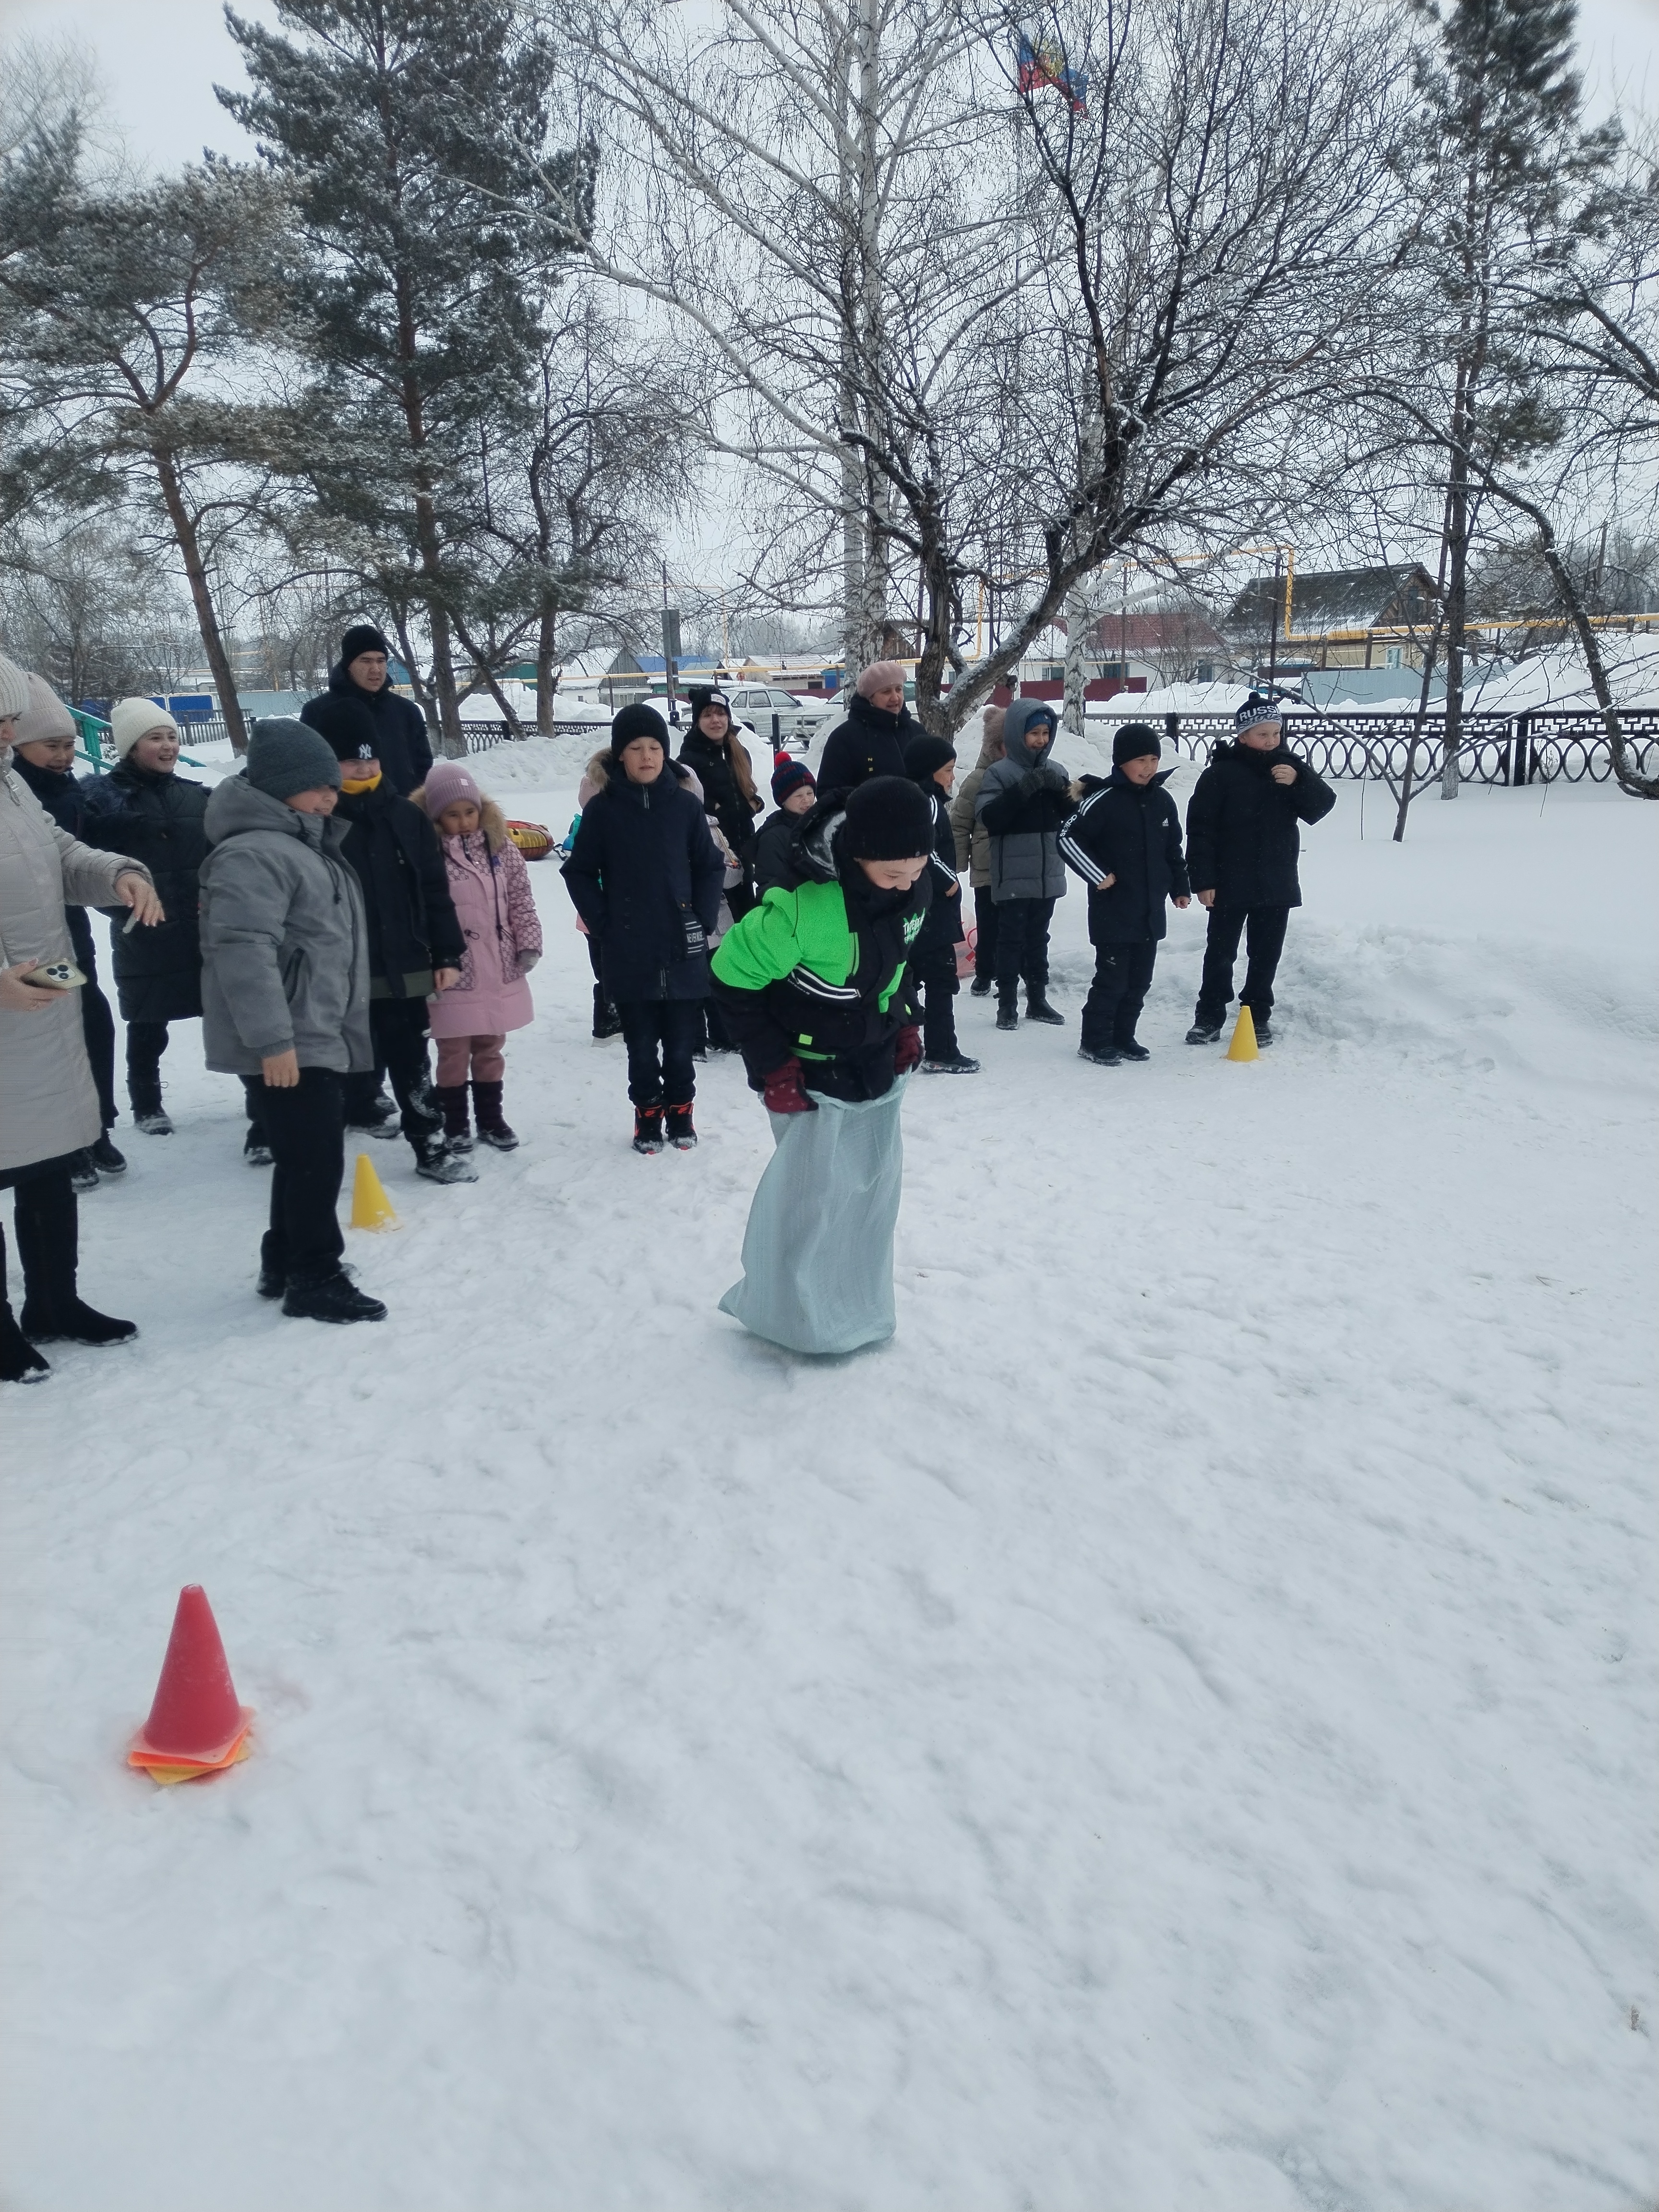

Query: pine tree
[
  {"left": 219, "top": 0, "right": 592, "bottom": 753},
  {"left": 1404, "top": 0, "right": 1617, "bottom": 795}
]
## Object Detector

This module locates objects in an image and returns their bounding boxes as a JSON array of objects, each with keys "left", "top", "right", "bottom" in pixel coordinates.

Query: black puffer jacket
[
  {"left": 914, "top": 786, "right": 966, "bottom": 951},
  {"left": 11, "top": 752, "right": 99, "bottom": 974},
  {"left": 1185, "top": 740, "right": 1335, "bottom": 909},
  {"left": 677, "top": 727, "right": 761, "bottom": 870},
  {"left": 561, "top": 764, "right": 725, "bottom": 1003},
  {"left": 753, "top": 806, "right": 802, "bottom": 894},
  {"left": 302, "top": 663, "right": 434, "bottom": 796},
  {"left": 1059, "top": 769, "right": 1190, "bottom": 944},
  {"left": 333, "top": 781, "right": 464, "bottom": 997},
  {"left": 79, "top": 762, "right": 211, "bottom": 1021},
  {"left": 817, "top": 691, "right": 920, "bottom": 790}
]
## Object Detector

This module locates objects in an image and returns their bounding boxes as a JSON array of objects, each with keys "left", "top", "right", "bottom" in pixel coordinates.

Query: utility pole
[{"left": 661, "top": 558, "right": 681, "bottom": 725}]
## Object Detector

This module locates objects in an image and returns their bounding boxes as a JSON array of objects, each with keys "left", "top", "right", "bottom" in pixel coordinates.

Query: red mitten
[
  {"left": 894, "top": 1023, "right": 923, "bottom": 1074},
  {"left": 762, "top": 1058, "right": 817, "bottom": 1114}
]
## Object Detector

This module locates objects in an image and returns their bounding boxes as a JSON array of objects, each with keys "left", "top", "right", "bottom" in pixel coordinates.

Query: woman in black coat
[
  {"left": 677, "top": 687, "right": 762, "bottom": 912},
  {"left": 564, "top": 705, "right": 726, "bottom": 1154},
  {"left": 79, "top": 701, "right": 211, "bottom": 1134},
  {"left": 1059, "top": 723, "right": 1191, "bottom": 1063}
]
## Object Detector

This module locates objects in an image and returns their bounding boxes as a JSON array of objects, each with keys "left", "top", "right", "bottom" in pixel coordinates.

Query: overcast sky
[{"left": 1, "top": 0, "right": 1656, "bottom": 169}]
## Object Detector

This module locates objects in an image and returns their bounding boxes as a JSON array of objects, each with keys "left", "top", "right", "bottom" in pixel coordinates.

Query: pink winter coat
[{"left": 428, "top": 824, "right": 542, "bottom": 1038}]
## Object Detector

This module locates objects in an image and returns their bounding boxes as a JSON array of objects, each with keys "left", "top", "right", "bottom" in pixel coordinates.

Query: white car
[{"left": 725, "top": 684, "right": 835, "bottom": 751}]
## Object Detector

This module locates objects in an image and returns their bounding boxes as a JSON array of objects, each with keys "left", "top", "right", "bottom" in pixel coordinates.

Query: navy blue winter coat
[
  {"left": 1185, "top": 740, "right": 1336, "bottom": 909},
  {"left": 79, "top": 762, "right": 210, "bottom": 1022},
  {"left": 302, "top": 663, "right": 434, "bottom": 796},
  {"left": 1059, "top": 769, "right": 1190, "bottom": 944},
  {"left": 561, "top": 766, "right": 725, "bottom": 1003}
]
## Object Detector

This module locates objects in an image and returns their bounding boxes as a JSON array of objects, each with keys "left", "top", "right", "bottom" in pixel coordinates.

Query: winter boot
[
  {"left": 1253, "top": 1018, "right": 1274, "bottom": 1047},
  {"left": 923, "top": 1051, "right": 981, "bottom": 1073},
  {"left": 244, "top": 1133, "right": 275, "bottom": 1167},
  {"left": 664, "top": 1102, "right": 697, "bottom": 1151},
  {"left": 471, "top": 1081, "right": 519, "bottom": 1151},
  {"left": 282, "top": 1269, "right": 387, "bottom": 1324},
  {"left": 13, "top": 1171, "right": 137, "bottom": 1345},
  {"left": 592, "top": 986, "right": 624, "bottom": 1040},
  {"left": 90, "top": 1134, "right": 127, "bottom": 1174},
  {"left": 436, "top": 1084, "right": 474, "bottom": 1152},
  {"left": 633, "top": 1104, "right": 665, "bottom": 1154},
  {"left": 1185, "top": 1022, "right": 1222, "bottom": 1045},
  {"left": 70, "top": 1151, "right": 99, "bottom": 1193},
  {"left": 415, "top": 1137, "right": 479, "bottom": 1185},
  {"left": 970, "top": 975, "right": 993, "bottom": 998},
  {"left": 1115, "top": 1041, "right": 1150, "bottom": 1062},
  {"left": 0, "top": 1229, "right": 49, "bottom": 1383},
  {"left": 1078, "top": 1045, "right": 1122, "bottom": 1066},
  {"left": 1025, "top": 990, "right": 1065, "bottom": 1025},
  {"left": 132, "top": 1106, "right": 174, "bottom": 1135},
  {"left": 995, "top": 999, "right": 1019, "bottom": 1032},
  {"left": 348, "top": 1089, "right": 401, "bottom": 1139}
]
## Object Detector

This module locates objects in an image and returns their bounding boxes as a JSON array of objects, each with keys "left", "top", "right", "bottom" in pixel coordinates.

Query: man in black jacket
[
  {"left": 816, "top": 661, "right": 920, "bottom": 790},
  {"left": 318, "top": 712, "right": 472, "bottom": 1182},
  {"left": 1059, "top": 723, "right": 1191, "bottom": 1065},
  {"left": 1184, "top": 695, "right": 1336, "bottom": 1046},
  {"left": 301, "top": 625, "right": 434, "bottom": 797}
]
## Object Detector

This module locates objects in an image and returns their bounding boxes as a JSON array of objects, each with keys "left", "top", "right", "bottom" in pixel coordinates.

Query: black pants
[
  {"left": 241, "top": 1075, "right": 268, "bottom": 1153},
  {"left": 993, "top": 897, "right": 1055, "bottom": 1001},
  {"left": 972, "top": 889, "right": 1000, "bottom": 983},
  {"left": 618, "top": 1000, "right": 703, "bottom": 1107},
  {"left": 344, "top": 998, "right": 441, "bottom": 1157},
  {"left": 0, "top": 1155, "right": 80, "bottom": 1325},
  {"left": 259, "top": 1068, "right": 346, "bottom": 1286},
  {"left": 81, "top": 975, "right": 118, "bottom": 1128},
  {"left": 1081, "top": 941, "right": 1158, "bottom": 1054},
  {"left": 913, "top": 942, "right": 961, "bottom": 1060},
  {"left": 126, "top": 1018, "right": 172, "bottom": 1113},
  {"left": 1195, "top": 903, "right": 1291, "bottom": 1027}
]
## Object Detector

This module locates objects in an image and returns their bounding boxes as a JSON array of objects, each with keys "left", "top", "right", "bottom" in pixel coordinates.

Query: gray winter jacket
[
  {"left": 198, "top": 773, "right": 372, "bottom": 1076},
  {"left": 974, "top": 699, "right": 1070, "bottom": 902},
  {"left": 0, "top": 745, "right": 147, "bottom": 1173}
]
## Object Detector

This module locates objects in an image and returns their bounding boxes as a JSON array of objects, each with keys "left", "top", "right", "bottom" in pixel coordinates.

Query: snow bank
[{"left": 1, "top": 783, "right": 1655, "bottom": 2212}]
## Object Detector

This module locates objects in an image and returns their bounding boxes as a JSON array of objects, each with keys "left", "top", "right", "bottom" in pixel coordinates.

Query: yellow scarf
[{"left": 340, "top": 769, "right": 383, "bottom": 794}]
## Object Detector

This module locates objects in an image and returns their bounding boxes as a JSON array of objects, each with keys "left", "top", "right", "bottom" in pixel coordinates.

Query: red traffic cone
[{"left": 128, "top": 1585, "right": 254, "bottom": 1785}]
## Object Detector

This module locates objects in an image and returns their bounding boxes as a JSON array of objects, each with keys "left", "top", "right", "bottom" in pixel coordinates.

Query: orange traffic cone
[
  {"left": 1225, "top": 1005, "right": 1260, "bottom": 1062},
  {"left": 128, "top": 1586, "right": 254, "bottom": 1786},
  {"left": 350, "top": 1151, "right": 398, "bottom": 1231}
]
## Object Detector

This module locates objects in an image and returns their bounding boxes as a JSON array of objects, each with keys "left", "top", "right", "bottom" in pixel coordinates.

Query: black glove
[
  {"left": 1017, "top": 768, "right": 1044, "bottom": 796},
  {"left": 1042, "top": 764, "right": 1070, "bottom": 792}
]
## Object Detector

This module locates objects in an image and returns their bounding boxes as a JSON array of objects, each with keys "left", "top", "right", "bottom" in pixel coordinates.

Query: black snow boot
[
  {"left": 923, "top": 1051, "right": 981, "bottom": 1073},
  {"left": 995, "top": 999, "right": 1019, "bottom": 1032},
  {"left": 415, "top": 1137, "right": 479, "bottom": 1184},
  {"left": 633, "top": 1104, "right": 665, "bottom": 1154},
  {"left": 13, "top": 1171, "right": 136, "bottom": 1345},
  {"left": 593, "top": 985, "right": 624, "bottom": 1040},
  {"left": 1186, "top": 1022, "right": 1222, "bottom": 1045},
  {"left": 1252, "top": 1018, "right": 1274, "bottom": 1046},
  {"left": 969, "top": 975, "right": 993, "bottom": 997},
  {"left": 90, "top": 1134, "right": 127, "bottom": 1174},
  {"left": 1078, "top": 1045, "right": 1122, "bottom": 1066},
  {"left": 1115, "top": 1041, "right": 1150, "bottom": 1061},
  {"left": 282, "top": 1269, "right": 387, "bottom": 1324},
  {"left": 664, "top": 1102, "right": 697, "bottom": 1151},
  {"left": 471, "top": 1081, "right": 519, "bottom": 1151},
  {"left": 0, "top": 1228, "right": 49, "bottom": 1383},
  {"left": 1025, "top": 990, "right": 1064, "bottom": 1025},
  {"left": 70, "top": 1151, "right": 99, "bottom": 1193},
  {"left": 436, "top": 1084, "right": 473, "bottom": 1151}
]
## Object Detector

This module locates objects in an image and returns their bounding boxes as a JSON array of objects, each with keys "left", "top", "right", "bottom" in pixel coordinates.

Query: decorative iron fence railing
[{"left": 1158, "top": 708, "right": 1659, "bottom": 786}]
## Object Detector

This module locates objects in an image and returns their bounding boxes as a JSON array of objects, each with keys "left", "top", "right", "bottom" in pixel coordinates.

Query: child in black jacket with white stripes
[
  {"left": 1059, "top": 723, "right": 1190, "bottom": 1066},
  {"left": 902, "top": 733, "right": 979, "bottom": 1074}
]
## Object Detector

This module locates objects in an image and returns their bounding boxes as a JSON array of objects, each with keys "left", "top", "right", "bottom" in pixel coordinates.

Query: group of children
[{"left": 2, "top": 647, "right": 1334, "bottom": 1352}]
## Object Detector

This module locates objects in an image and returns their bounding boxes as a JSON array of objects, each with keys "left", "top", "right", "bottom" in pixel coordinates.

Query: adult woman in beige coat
[
  {"left": 949, "top": 705, "right": 1004, "bottom": 997},
  {"left": 0, "top": 654, "right": 162, "bottom": 1381}
]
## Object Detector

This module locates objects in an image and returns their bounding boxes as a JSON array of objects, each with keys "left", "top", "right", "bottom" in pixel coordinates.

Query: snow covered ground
[{"left": 3, "top": 749, "right": 1656, "bottom": 2212}]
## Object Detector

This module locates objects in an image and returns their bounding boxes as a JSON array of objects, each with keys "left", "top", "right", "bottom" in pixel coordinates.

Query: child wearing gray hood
[
  {"left": 973, "top": 696, "right": 1070, "bottom": 1030},
  {"left": 198, "top": 720, "right": 386, "bottom": 1324}
]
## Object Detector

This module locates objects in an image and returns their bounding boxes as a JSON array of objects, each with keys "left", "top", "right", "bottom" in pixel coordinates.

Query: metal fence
[{"left": 1158, "top": 707, "right": 1659, "bottom": 786}]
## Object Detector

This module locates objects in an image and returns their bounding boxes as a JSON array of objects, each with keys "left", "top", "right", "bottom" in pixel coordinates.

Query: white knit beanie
[
  {"left": 108, "top": 696, "right": 180, "bottom": 761},
  {"left": 0, "top": 652, "right": 30, "bottom": 722}
]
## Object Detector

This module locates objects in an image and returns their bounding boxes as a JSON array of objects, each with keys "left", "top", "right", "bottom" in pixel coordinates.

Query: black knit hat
[
  {"left": 341, "top": 624, "right": 393, "bottom": 665},
  {"left": 772, "top": 757, "right": 815, "bottom": 805},
  {"left": 1112, "top": 721, "right": 1162, "bottom": 765},
  {"left": 314, "top": 694, "right": 382, "bottom": 764},
  {"left": 1234, "top": 691, "right": 1283, "bottom": 734},
  {"left": 686, "top": 686, "right": 731, "bottom": 724},
  {"left": 839, "top": 774, "right": 933, "bottom": 860},
  {"left": 903, "top": 732, "right": 956, "bottom": 782},
  {"left": 611, "top": 702, "right": 668, "bottom": 749}
]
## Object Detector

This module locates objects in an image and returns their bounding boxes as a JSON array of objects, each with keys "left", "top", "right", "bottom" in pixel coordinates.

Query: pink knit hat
[{"left": 421, "top": 758, "right": 481, "bottom": 819}]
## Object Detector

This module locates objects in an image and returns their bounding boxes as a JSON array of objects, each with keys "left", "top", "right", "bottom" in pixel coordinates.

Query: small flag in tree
[{"left": 1016, "top": 29, "right": 1088, "bottom": 113}]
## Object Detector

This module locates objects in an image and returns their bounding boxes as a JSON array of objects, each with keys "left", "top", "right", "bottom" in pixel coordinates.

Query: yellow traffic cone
[
  {"left": 1225, "top": 1005, "right": 1260, "bottom": 1062},
  {"left": 350, "top": 1152, "right": 399, "bottom": 1230}
]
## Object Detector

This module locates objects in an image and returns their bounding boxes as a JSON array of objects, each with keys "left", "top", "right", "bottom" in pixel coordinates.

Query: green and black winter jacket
[{"left": 710, "top": 798, "right": 928, "bottom": 1102}]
